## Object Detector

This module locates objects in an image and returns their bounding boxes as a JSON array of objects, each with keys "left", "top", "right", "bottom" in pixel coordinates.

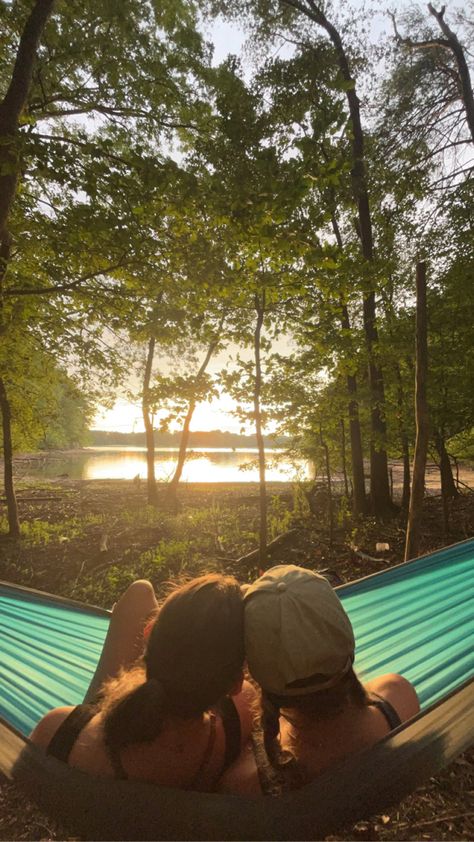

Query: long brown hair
[{"left": 99, "top": 574, "right": 244, "bottom": 756}]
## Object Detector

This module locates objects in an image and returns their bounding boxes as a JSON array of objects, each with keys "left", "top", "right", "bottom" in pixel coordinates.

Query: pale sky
[{"left": 93, "top": 392, "right": 248, "bottom": 434}]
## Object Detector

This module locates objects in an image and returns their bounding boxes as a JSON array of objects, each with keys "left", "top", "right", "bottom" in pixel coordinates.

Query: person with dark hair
[
  {"left": 31, "top": 575, "right": 255, "bottom": 791},
  {"left": 219, "top": 565, "right": 419, "bottom": 796}
]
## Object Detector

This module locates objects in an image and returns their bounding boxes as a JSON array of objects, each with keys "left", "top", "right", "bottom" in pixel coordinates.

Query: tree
[
  {"left": 0, "top": 0, "right": 55, "bottom": 536},
  {"left": 405, "top": 262, "right": 429, "bottom": 561},
  {"left": 206, "top": 0, "right": 394, "bottom": 517},
  {"left": 0, "top": 0, "right": 210, "bottom": 533},
  {"left": 385, "top": 3, "right": 474, "bottom": 192}
]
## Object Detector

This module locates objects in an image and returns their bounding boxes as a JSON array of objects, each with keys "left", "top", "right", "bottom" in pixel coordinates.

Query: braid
[
  {"left": 261, "top": 691, "right": 281, "bottom": 766},
  {"left": 260, "top": 691, "right": 305, "bottom": 790}
]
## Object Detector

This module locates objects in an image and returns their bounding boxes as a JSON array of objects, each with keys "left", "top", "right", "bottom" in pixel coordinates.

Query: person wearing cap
[{"left": 219, "top": 565, "right": 419, "bottom": 796}]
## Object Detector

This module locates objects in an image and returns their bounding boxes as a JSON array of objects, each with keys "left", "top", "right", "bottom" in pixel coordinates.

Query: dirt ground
[{"left": 0, "top": 480, "right": 473, "bottom": 841}]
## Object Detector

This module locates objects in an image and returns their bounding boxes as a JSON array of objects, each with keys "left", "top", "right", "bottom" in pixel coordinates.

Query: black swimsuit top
[
  {"left": 46, "top": 695, "right": 241, "bottom": 790},
  {"left": 252, "top": 692, "right": 402, "bottom": 797}
]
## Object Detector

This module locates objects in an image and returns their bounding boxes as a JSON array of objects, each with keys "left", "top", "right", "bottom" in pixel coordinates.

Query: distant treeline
[{"left": 89, "top": 429, "right": 289, "bottom": 449}]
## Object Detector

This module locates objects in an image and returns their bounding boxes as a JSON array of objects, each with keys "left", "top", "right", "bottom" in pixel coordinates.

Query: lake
[
  {"left": 12, "top": 447, "right": 474, "bottom": 492},
  {"left": 15, "top": 446, "right": 311, "bottom": 483}
]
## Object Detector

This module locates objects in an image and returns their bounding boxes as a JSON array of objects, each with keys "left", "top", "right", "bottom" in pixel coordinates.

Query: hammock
[{"left": 1, "top": 538, "right": 473, "bottom": 840}]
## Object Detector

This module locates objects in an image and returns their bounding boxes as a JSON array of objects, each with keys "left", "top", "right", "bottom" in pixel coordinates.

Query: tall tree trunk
[
  {"left": 395, "top": 365, "right": 411, "bottom": 510},
  {"left": 142, "top": 336, "right": 157, "bottom": 506},
  {"left": 400, "top": 433, "right": 411, "bottom": 511},
  {"left": 253, "top": 293, "right": 267, "bottom": 571},
  {"left": 339, "top": 417, "right": 350, "bottom": 498},
  {"left": 405, "top": 262, "right": 429, "bottom": 561},
  {"left": 0, "top": 0, "right": 55, "bottom": 241},
  {"left": 0, "top": 0, "right": 54, "bottom": 538},
  {"left": 320, "top": 423, "right": 334, "bottom": 546},
  {"left": 284, "top": 1, "right": 391, "bottom": 515},
  {"left": 331, "top": 214, "right": 367, "bottom": 515},
  {"left": 167, "top": 331, "right": 221, "bottom": 502},
  {"left": 0, "top": 377, "right": 20, "bottom": 537},
  {"left": 341, "top": 315, "right": 368, "bottom": 516},
  {"left": 435, "top": 431, "right": 458, "bottom": 500}
]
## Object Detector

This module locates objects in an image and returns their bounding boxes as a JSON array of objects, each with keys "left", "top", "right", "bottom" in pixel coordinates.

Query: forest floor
[{"left": 0, "top": 479, "right": 473, "bottom": 841}]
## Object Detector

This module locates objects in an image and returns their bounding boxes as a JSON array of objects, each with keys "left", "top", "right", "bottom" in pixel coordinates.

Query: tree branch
[{"left": 5, "top": 259, "right": 129, "bottom": 297}]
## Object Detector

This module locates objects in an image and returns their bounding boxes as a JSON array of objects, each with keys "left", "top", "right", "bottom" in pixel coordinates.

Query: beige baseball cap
[{"left": 244, "top": 565, "right": 355, "bottom": 696}]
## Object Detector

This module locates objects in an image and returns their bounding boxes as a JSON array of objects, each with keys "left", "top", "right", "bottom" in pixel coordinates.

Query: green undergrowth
[
  {"left": 68, "top": 494, "right": 299, "bottom": 606},
  {"left": 0, "top": 513, "right": 104, "bottom": 545}
]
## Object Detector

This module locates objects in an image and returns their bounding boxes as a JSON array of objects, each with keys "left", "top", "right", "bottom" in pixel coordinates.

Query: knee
[{"left": 113, "top": 579, "right": 157, "bottom": 615}]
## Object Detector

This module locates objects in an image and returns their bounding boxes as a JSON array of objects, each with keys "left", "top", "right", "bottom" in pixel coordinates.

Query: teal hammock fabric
[{"left": 1, "top": 538, "right": 473, "bottom": 737}]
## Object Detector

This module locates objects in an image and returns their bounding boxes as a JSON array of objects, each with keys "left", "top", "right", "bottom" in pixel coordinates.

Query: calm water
[
  {"left": 17, "top": 446, "right": 310, "bottom": 483},
  {"left": 14, "top": 447, "right": 474, "bottom": 491}
]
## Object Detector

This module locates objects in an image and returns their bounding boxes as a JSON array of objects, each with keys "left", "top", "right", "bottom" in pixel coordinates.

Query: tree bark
[
  {"left": 395, "top": 364, "right": 411, "bottom": 510},
  {"left": 339, "top": 417, "right": 350, "bottom": 498},
  {"left": 0, "top": 0, "right": 55, "bottom": 240},
  {"left": 0, "top": 0, "right": 54, "bottom": 538},
  {"left": 405, "top": 262, "right": 429, "bottom": 561},
  {"left": 320, "top": 423, "right": 334, "bottom": 546},
  {"left": 167, "top": 332, "right": 221, "bottom": 500},
  {"left": 435, "top": 430, "right": 459, "bottom": 500},
  {"left": 142, "top": 336, "right": 157, "bottom": 506},
  {"left": 0, "top": 377, "right": 20, "bottom": 537},
  {"left": 331, "top": 214, "right": 367, "bottom": 515},
  {"left": 400, "top": 433, "right": 411, "bottom": 511},
  {"left": 253, "top": 293, "right": 267, "bottom": 570}
]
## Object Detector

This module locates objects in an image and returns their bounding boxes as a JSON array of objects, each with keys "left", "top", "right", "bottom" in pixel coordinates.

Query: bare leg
[{"left": 83, "top": 580, "right": 158, "bottom": 703}]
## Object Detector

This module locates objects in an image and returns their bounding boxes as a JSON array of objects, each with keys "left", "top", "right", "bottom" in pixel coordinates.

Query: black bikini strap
[
  {"left": 46, "top": 704, "right": 95, "bottom": 763},
  {"left": 369, "top": 692, "right": 402, "bottom": 730},
  {"left": 218, "top": 696, "right": 242, "bottom": 771}
]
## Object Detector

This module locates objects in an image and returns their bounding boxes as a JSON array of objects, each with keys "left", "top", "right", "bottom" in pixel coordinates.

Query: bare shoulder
[
  {"left": 30, "top": 706, "right": 74, "bottom": 748},
  {"left": 365, "top": 673, "right": 420, "bottom": 722},
  {"left": 217, "top": 740, "right": 262, "bottom": 797}
]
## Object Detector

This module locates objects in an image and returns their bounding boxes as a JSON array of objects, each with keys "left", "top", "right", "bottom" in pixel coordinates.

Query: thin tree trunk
[
  {"left": 395, "top": 364, "right": 411, "bottom": 510},
  {"left": 453, "top": 455, "right": 460, "bottom": 491},
  {"left": 435, "top": 430, "right": 458, "bottom": 500},
  {"left": 331, "top": 214, "right": 367, "bottom": 515},
  {"left": 320, "top": 423, "right": 334, "bottom": 546},
  {"left": 401, "top": 435, "right": 411, "bottom": 510},
  {"left": 253, "top": 293, "right": 267, "bottom": 571},
  {"left": 405, "top": 262, "right": 429, "bottom": 561},
  {"left": 342, "top": 320, "right": 368, "bottom": 515},
  {"left": 167, "top": 332, "right": 221, "bottom": 500},
  {"left": 340, "top": 418, "right": 350, "bottom": 498},
  {"left": 0, "top": 377, "right": 20, "bottom": 537},
  {"left": 142, "top": 336, "right": 157, "bottom": 506}
]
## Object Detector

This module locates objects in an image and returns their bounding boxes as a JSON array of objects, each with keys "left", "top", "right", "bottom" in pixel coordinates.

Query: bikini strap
[
  {"left": 46, "top": 704, "right": 95, "bottom": 763},
  {"left": 189, "top": 711, "right": 217, "bottom": 790},
  {"left": 369, "top": 692, "right": 402, "bottom": 730}
]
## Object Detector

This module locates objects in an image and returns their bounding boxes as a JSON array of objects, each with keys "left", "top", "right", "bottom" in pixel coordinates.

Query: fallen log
[{"left": 236, "top": 529, "right": 300, "bottom": 566}]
